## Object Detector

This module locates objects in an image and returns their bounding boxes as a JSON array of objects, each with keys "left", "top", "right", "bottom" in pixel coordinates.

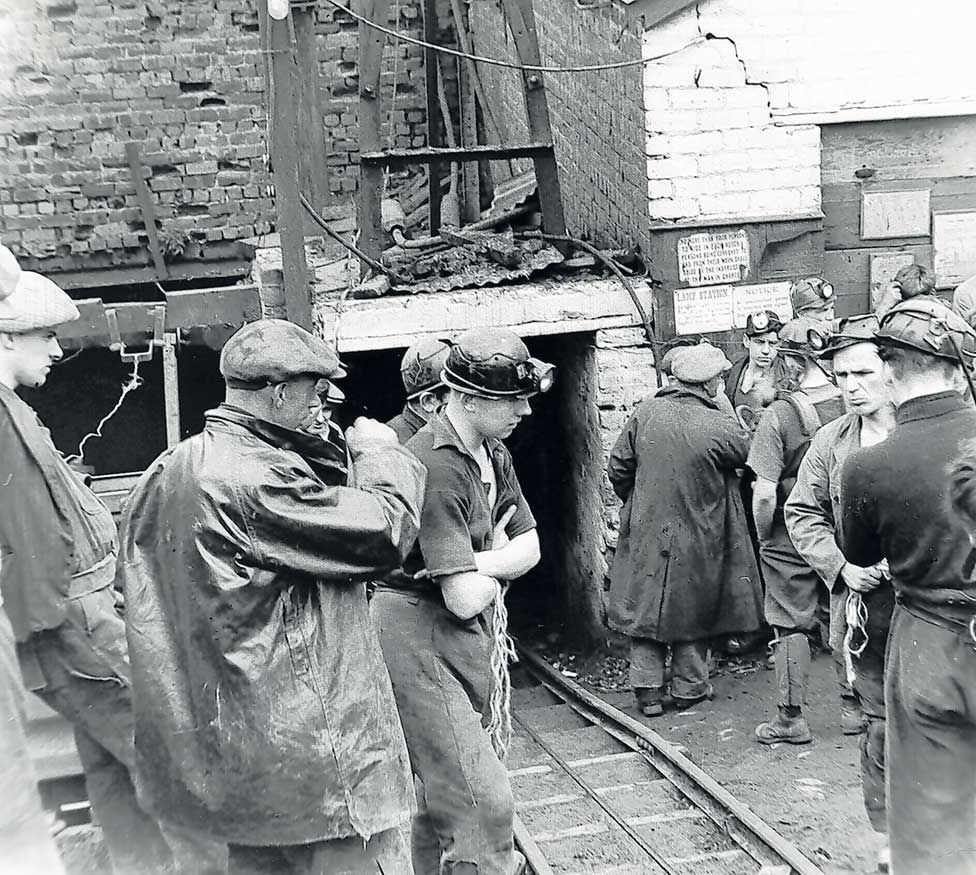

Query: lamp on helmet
[
  {"left": 441, "top": 328, "right": 556, "bottom": 398},
  {"left": 877, "top": 298, "right": 976, "bottom": 363}
]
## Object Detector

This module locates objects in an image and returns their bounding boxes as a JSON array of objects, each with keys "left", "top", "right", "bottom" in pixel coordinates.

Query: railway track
[{"left": 511, "top": 647, "right": 824, "bottom": 875}]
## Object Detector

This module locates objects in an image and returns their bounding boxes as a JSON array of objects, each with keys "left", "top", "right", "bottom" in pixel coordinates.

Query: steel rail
[{"left": 516, "top": 645, "right": 825, "bottom": 875}]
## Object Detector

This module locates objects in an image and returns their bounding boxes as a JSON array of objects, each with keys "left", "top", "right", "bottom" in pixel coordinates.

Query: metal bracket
[{"left": 105, "top": 305, "right": 166, "bottom": 365}]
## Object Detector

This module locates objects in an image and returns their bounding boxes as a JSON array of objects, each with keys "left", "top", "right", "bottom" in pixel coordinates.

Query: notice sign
[
  {"left": 731, "top": 282, "right": 794, "bottom": 328},
  {"left": 673, "top": 285, "right": 733, "bottom": 335},
  {"left": 861, "top": 189, "right": 930, "bottom": 240},
  {"left": 677, "top": 229, "right": 750, "bottom": 286},
  {"left": 933, "top": 210, "right": 976, "bottom": 288}
]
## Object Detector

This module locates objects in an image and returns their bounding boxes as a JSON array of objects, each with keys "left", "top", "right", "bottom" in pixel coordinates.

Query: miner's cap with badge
[
  {"left": 775, "top": 318, "right": 820, "bottom": 359},
  {"left": 669, "top": 342, "right": 732, "bottom": 384},
  {"left": 441, "top": 327, "right": 555, "bottom": 398},
  {"left": 790, "top": 277, "right": 835, "bottom": 315},
  {"left": 0, "top": 243, "right": 79, "bottom": 333},
  {"left": 877, "top": 297, "right": 976, "bottom": 363},
  {"left": 810, "top": 314, "right": 881, "bottom": 359},
  {"left": 401, "top": 337, "right": 452, "bottom": 399},
  {"left": 219, "top": 318, "right": 347, "bottom": 388},
  {"left": 745, "top": 310, "right": 784, "bottom": 337}
]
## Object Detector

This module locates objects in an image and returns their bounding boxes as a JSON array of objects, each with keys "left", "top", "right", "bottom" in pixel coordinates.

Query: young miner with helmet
[
  {"left": 839, "top": 298, "right": 976, "bottom": 875},
  {"left": 789, "top": 277, "right": 836, "bottom": 334},
  {"left": 387, "top": 337, "right": 452, "bottom": 443},
  {"left": 372, "top": 327, "right": 552, "bottom": 875}
]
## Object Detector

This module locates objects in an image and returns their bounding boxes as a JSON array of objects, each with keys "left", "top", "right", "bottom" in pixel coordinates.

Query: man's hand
[
  {"left": 840, "top": 562, "right": 884, "bottom": 593},
  {"left": 345, "top": 417, "right": 398, "bottom": 452},
  {"left": 491, "top": 506, "right": 517, "bottom": 550}
]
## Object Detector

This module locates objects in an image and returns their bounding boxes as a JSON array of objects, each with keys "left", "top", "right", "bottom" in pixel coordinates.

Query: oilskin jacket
[
  {"left": 117, "top": 405, "right": 426, "bottom": 847},
  {"left": 607, "top": 385, "right": 763, "bottom": 642}
]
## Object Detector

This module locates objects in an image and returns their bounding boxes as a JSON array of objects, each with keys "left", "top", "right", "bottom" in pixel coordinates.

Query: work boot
[
  {"left": 673, "top": 684, "right": 714, "bottom": 710},
  {"left": 634, "top": 686, "right": 664, "bottom": 717},
  {"left": 841, "top": 703, "right": 868, "bottom": 735},
  {"left": 877, "top": 844, "right": 890, "bottom": 873},
  {"left": 755, "top": 708, "right": 813, "bottom": 745}
]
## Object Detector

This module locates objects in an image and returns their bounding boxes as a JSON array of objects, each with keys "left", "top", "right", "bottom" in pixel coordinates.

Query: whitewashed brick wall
[{"left": 642, "top": 0, "right": 976, "bottom": 224}]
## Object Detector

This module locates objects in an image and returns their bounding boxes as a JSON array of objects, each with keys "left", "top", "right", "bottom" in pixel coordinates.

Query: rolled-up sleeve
[{"left": 785, "top": 431, "right": 846, "bottom": 590}]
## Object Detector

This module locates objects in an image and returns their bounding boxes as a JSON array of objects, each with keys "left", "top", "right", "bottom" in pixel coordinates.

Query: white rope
[
  {"left": 842, "top": 590, "right": 869, "bottom": 687},
  {"left": 71, "top": 358, "right": 143, "bottom": 464},
  {"left": 486, "top": 581, "right": 517, "bottom": 760}
]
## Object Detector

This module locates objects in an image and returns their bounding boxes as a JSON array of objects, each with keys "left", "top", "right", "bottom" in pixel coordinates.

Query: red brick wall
[
  {"left": 468, "top": 0, "right": 650, "bottom": 256},
  {"left": 0, "top": 0, "right": 448, "bottom": 278}
]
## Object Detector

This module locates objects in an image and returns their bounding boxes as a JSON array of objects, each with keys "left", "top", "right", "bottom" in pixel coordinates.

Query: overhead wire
[{"left": 322, "top": 0, "right": 706, "bottom": 73}]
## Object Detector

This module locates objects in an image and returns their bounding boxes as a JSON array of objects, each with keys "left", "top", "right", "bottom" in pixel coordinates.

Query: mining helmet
[
  {"left": 810, "top": 313, "right": 881, "bottom": 359},
  {"left": 442, "top": 328, "right": 555, "bottom": 398},
  {"left": 776, "top": 318, "right": 819, "bottom": 359},
  {"left": 745, "top": 310, "right": 783, "bottom": 337},
  {"left": 790, "top": 277, "right": 835, "bottom": 315},
  {"left": 877, "top": 298, "right": 976, "bottom": 363},
  {"left": 400, "top": 337, "right": 451, "bottom": 399}
]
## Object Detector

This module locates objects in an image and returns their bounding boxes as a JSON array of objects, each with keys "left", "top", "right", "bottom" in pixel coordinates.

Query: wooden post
[
  {"left": 258, "top": 0, "right": 312, "bottom": 329},
  {"left": 162, "top": 331, "right": 181, "bottom": 447},
  {"left": 358, "top": 0, "right": 394, "bottom": 274},
  {"left": 423, "top": 0, "right": 442, "bottom": 233},
  {"left": 452, "top": 0, "right": 481, "bottom": 223},
  {"left": 293, "top": 5, "right": 331, "bottom": 225}
]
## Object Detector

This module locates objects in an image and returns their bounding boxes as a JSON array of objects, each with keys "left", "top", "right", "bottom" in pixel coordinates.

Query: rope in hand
[
  {"left": 487, "top": 580, "right": 517, "bottom": 760},
  {"left": 69, "top": 358, "right": 143, "bottom": 465},
  {"left": 842, "top": 590, "right": 869, "bottom": 687}
]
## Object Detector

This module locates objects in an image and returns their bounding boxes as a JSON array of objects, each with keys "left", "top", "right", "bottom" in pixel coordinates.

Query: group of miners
[
  {"left": 606, "top": 263, "right": 976, "bottom": 875},
  {"left": 0, "top": 237, "right": 551, "bottom": 875}
]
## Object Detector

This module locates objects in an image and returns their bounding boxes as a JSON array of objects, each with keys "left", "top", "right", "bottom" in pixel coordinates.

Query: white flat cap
[{"left": 0, "top": 244, "right": 79, "bottom": 332}]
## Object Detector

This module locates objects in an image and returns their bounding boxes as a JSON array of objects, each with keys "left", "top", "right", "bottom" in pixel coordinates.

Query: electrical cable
[{"left": 322, "top": 0, "right": 705, "bottom": 73}]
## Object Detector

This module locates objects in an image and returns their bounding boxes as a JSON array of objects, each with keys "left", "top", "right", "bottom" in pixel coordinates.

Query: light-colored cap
[
  {"left": 670, "top": 342, "right": 732, "bottom": 384},
  {"left": 0, "top": 244, "right": 79, "bottom": 332}
]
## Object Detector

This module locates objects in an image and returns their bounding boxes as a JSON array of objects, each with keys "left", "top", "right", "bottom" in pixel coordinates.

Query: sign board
[
  {"left": 933, "top": 210, "right": 976, "bottom": 288},
  {"left": 731, "top": 282, "right": 794, "bottom": 328},
  {"left": 673, "top": 285, "right": 733, "bottom": 335},
  {"left": 860, "top": 189, "right": 930, "bottom": 239},
  {"left": 869, "top": 252, "right": 915, "bottom": 310},
  {"left": 677, "top": 229, "right": 750, "bottom": 286}
]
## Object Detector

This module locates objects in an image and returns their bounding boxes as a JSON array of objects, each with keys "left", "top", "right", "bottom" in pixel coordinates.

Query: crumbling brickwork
[
  {"left": 0, "top": 0, "right": 446, "bottom": 276},
  {"left": 468, "top": 0, "right": 650, "bottom": 256}
]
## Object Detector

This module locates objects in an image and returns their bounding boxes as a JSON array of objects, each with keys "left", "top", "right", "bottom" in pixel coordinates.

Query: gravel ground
[{"left": 537, "top": 636, "right": 884, "bottom": 875}]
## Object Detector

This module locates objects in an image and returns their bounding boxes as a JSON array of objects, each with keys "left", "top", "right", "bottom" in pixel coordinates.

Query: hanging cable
[
  {"left": 69, "top": 358, "right": 144, "bottom": 465},
  {"left": 486, "top": 581, "right": 517, "bottom": 759},
  {"left": 842, "top": 590, "right": 869, "bottom": 687},
  {"left": 323, "top": 0, "right": 705, "bottom": 73}
]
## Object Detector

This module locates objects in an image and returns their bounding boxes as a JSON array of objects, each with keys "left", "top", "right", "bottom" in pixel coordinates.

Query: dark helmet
[
  {"left": 744, "top": 310, "right": 784, "bottom": 337},
  {"left": 776, "top": 318, "right": 819, "bottom": 359},
  {"left": 790, "top": 277, "right": 835, "bottom": 315},
  {"left": 877, "top": 298, "right": 976, "bottom": 363},
  {"left": 809, "top": 313, "right": 881, "bottom": 359},
  {"left": 442, "top": 328, "right": 555, "bottom": 398},
  {"left": 400, "top": 338, "right": 451, "bottom": 398}
]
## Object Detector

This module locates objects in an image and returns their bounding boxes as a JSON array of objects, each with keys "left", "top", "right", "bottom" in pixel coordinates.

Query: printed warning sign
[
  {"left": 677, "top": 229, "right": 750, "bottom": 286},
  {"left": 673, "top": 285, "right": 734, "bottom": 335},
  {"left": 731, "top": 282, "right": 794, "bottom": 328}
]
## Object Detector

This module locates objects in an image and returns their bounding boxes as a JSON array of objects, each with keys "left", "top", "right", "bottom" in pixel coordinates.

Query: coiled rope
[
  {"left": 842, "top": 590, "right": 869, "bottom": 687},
  {"left": 486, "top": 581, "right": 517, "bottom": 760}
]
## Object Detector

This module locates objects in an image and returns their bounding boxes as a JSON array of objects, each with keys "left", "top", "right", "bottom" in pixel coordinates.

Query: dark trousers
[
  {"left": 24, "top": 586, "right": 226, "bottom": 875},
  {"left": 372, "top": 591, "right": 516, "bottom": 875},
  {"left": 886, "top": 605, "right": 976, "bottom": 874},
  {"left": 228, "top": 828, "right": 412, "bottom": 874},
  {"left": 629, "top": 637, "right": 709, "bottom": 701}
]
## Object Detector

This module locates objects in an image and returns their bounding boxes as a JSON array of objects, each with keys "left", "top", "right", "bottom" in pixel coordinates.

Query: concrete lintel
[{"left": 313, "top": 277, "right": 653, "bottom": 353}]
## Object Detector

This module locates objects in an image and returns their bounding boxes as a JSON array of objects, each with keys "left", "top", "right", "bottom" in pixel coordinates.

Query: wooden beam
[
  {"left": 48, "top": 258, "right": 251, "bottom": 291},
  {"left": 423, "top": 0, "right": 442, "bottom": 232},
  {"left": 292, "top": 5, "right": 331, "bottom": 224},
  {"left": 162, "top": 332, "right": 181, "bottom": 448},
  {"left": 498, "top": 0, "right": 567, "bottom": 240},
  {"left": 358, "top": 0, "right": 395, "bottom": 275},
  {"left": 125, "top": 142, "right": 169, "bottom": 280},
  {"left": 259, "top": 0, "right": 312, "bottom": 329},
  {"left": 453, "top": 1, "right": 479, "bottom": 224},
  {"left": 360, "top": 142, "right": 555, "bottom": 167}
]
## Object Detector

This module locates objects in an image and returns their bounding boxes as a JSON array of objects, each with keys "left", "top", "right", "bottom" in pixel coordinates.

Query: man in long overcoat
[{"left": 607, "top": 343, "right": 763, "bottom": 716}]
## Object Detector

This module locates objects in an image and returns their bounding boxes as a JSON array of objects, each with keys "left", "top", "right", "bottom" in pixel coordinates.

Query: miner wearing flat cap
[
  {"left": 116, "top": 318, "right": 427, "bottom": 872},
  {"left": 607, "top": 342, "right": 763, "bottom": 717},
  {"left": 0, "top": 244, "right": 223, "bottom": 873}
]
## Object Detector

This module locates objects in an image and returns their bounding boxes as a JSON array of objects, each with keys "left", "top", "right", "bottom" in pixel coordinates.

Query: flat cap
[
  {"left": 670, "top": 342, "right": 731, "bottom": 384},
  {"left": 220, "top": 319, "right": 346, "bottom": 388},
  {"left": 0, "top": 243, "right": 79, "bottom": 333}
]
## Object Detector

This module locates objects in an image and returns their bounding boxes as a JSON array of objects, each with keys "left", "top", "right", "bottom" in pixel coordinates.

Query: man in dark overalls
[
  {"left": 373, "top": 327, "right": 552, "bottom": 875},
  {"left": 839, "top": 298, "right": 976, "bottom": 875}
]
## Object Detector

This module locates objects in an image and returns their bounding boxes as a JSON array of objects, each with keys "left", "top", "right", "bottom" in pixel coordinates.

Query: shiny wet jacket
[{"left": 117, "top": 405, "right": 425, "bottom": 846}]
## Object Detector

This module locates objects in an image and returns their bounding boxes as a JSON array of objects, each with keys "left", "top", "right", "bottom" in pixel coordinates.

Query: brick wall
[
  {"left": 468, "top": 0, "right": 650, "bottom": 255},
  {"left": 0, "top": 0, "right": 447, "bottom": 277},
  {"left": 641, "top": 0, "right": 976, "bottom": 224}
]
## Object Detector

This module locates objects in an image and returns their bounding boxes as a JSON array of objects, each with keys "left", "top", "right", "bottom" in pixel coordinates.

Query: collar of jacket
[
  {"left": 895, "top": 390, "right": 970, "bottom": 425},
  {"left": 427, "top": 410, "right": 505, "bottom": 463},
  {"left": 207, "top": 404, "right": 348, "bottom": 480},
  {"left": 657, "top": 383, "right": 721, "bottom": 409}
]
